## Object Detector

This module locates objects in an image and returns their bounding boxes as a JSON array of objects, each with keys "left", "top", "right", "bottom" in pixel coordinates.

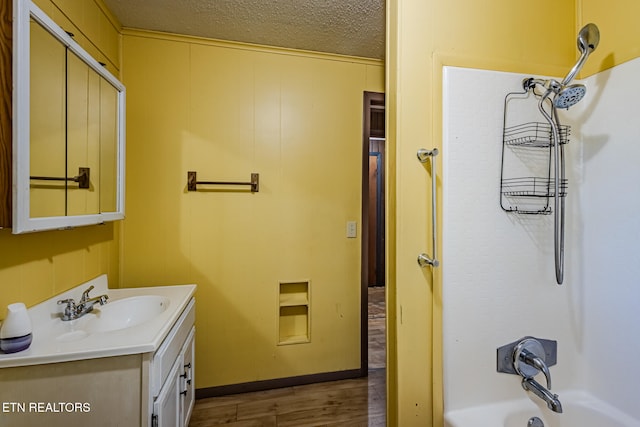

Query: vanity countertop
[{"left": 0, "top": 275, "right": 196, "bottom": 368}]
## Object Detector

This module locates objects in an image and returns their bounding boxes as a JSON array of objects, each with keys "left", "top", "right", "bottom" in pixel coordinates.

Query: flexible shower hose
[{"left": 538, "top": 90, "right": 565, "bottom": 285}]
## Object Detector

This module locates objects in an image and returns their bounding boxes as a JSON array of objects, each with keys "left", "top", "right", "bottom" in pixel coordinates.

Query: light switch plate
[{"left": 347, "top": 221, "right": 357, "bottom": 238}]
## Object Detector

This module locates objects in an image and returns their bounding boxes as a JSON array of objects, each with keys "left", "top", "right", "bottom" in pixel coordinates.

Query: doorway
[{"left": 361, "top": 91, "right": 386, "bottom": 374}]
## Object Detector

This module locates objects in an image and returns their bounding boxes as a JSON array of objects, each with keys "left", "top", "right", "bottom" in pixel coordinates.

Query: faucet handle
[
  {"left": 57, "top": 298, "right": 77, "bottom": 320},
  {"left": 514, "top": 338, "right": 553, "bottom": 389},
  {"left": 57, "top": 298, "right": 75, "bottom": 307},
  {"left": 519, "top": 347, "right": 552, "bottom": 389},
  {"left": 80, "top": 285, "right": 95, "bottom": 303}
]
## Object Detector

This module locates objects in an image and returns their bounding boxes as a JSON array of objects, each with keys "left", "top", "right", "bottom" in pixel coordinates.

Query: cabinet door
[
  {"left": 29, "top": 18, "right": 66, "bottom": 218},
  {"left": 153, "top": 359, "right": 181, "bottom": 427},
  {"left": 180, "top": 327, "right": 196, "bottom": 427}
]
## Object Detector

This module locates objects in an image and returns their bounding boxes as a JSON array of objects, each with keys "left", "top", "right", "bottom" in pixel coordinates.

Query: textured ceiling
[{"left": 102, "top": 0, "right": 385, "bottom": 59}]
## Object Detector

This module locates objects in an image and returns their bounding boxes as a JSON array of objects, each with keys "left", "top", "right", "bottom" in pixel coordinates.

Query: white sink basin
[
  {"left": 0, "top": 275, "right": 196, "bottom": 368},
  {"left": 83, "top": 295, "right": 170, "bottom": 333}
]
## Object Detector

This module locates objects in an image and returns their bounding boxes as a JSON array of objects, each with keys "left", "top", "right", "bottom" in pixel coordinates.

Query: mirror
[{"left": 13, "top": 0, "right": 125, "bottom": 233}]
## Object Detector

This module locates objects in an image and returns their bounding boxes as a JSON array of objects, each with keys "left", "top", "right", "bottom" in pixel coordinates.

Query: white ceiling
[{"left": 102, "top": 0, "right": 386, "bottom": 60}]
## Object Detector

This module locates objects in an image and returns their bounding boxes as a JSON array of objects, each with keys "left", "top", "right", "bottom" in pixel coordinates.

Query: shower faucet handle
[
  {"left": 514, "top": 339, "right": 552, "bottom": 389},
  {"left": 497, "top": 337, "right": 562, "bottom": 414},
  {"left": 497, "top": 336, "right": 557, "bottom": 380}
]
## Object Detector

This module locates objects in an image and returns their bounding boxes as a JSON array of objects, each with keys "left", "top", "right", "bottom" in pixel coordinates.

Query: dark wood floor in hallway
[{"left": 189, "top": 286, "right": 386, "bottom": 427}]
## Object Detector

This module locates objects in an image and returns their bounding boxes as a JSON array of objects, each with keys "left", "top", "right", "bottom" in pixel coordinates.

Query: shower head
[
  {"left": 554, "top": 84, "right": 586, "bottom": 109},
  {"left": 577, "top": 23, "right": 600, "bottom": 53},
  {"left": 524, "top": 24, "right": 599, "bottom": 109},
  {"left": 552, "top": 23, "right": 599, "bottom": 108},
  {"left": 561, "top": 23, "right": 600, "bottom": 86}
]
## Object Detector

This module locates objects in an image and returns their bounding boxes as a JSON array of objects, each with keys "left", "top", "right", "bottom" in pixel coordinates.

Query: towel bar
[
  {"left": 187, "top": 171, "right": 259, "bottom": 192},
  {"left": 30, "top": 167, "right": 90, "bottom": 189}
]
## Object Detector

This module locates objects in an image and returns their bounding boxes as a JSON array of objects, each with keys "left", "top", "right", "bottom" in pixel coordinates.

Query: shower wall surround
[
  {"left": 442, "top": 60, "right": 640, "bottom": 419},
  {"left": 442, "top": 66, "right": 585, "bottom": 410},
  {"left": 578, "top": 57, "right": 640, "bottom": 417}
]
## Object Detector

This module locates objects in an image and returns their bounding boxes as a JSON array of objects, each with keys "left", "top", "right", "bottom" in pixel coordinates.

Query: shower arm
[
  {"left": 561, "top": 46, "right": 592, "bottom": 87},
  {"left": 538, "top": 90, "right": 565, "bottom": 285}
]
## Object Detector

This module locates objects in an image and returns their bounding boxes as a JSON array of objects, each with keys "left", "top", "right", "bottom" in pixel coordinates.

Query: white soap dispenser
[{"left": 0, "top": 303, "right": 33, "bottom": 353}]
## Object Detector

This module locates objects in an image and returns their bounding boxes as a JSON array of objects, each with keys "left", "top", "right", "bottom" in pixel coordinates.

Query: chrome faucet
[
  {"left": 515, "top": 341, "right": 562, "bottom": 413},
  {"left": 497, "top": 337, "right": 562, "bottom": 413},
  {"left": 57, "top": 285, "right": 109, "bottom": 321}
]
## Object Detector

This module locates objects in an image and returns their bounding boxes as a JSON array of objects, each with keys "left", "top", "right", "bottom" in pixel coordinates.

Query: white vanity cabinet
[
  {"left": 148, "top": 299, "right": 196, "bottom": 427},
  {"left": 0, "top": 278, "right": 197, "bottom": 427}
]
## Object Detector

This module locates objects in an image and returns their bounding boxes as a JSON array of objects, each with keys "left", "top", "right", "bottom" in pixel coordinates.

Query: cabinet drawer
[{"left": 150, "top": 298, "right": 195, "bottom": 398}]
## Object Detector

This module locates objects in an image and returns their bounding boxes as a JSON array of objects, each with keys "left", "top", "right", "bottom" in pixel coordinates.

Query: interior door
[{"left": 368, "top": 151, "right": 384, "bottom": 286}]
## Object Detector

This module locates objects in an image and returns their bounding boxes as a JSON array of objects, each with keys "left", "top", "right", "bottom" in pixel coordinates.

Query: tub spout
[{"left": 522, "top": 377, "right": 563, "bottom": 413}]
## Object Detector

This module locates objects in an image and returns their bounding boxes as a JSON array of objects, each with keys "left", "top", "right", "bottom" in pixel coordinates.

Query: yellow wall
[
  {"left": 0, "top": 0, "right": 121, "bottom": 319},
  {"left": 120, "top": 30, "right": 384, "bottom": 388},
  {"left": 386, "top": 1, "right": 576, "bottom": 425},
  {"left": 32, "top": 0, "right": 121, "bottom": 74},
  {"left": 7, "top": 0, "right": 636, "bottom": 422},
  {"left": 579, "top": 0, "right": 640, "bottom": 76}
]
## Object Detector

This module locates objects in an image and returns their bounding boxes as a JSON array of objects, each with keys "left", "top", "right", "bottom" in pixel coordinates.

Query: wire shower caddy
[{"left": 500, "top": 86, "right": 570, "bottom": 214}]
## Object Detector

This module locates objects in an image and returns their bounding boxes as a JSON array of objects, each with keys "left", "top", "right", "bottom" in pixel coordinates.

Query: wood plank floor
[{"left": 189, "top": 287, "right": 386, "bottom": 427}]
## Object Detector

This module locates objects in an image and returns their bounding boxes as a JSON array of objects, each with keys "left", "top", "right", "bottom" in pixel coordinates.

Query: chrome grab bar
[{"left": 417, "top": 148, "right": 440, "bottom": 268}]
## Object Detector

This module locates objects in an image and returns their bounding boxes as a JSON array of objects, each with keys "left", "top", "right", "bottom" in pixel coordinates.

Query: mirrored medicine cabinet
[{"left": 12, "top": 0, "right": 125, "bottom": 233}]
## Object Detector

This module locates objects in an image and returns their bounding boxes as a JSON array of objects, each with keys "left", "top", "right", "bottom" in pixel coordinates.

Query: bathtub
[{"left": 444, "top": 390, "right": 640, "bottom": 427}]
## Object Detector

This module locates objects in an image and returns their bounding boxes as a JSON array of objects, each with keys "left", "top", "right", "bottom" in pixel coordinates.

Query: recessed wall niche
[{"left": 278, "top": 281, "right": 310, "bottom": 345}]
